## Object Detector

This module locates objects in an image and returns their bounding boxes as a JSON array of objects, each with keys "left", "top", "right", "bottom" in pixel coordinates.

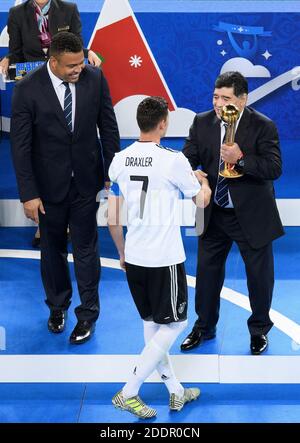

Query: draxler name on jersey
[{"left": 125, "top": 157, "right": 153, "bottom": 167}]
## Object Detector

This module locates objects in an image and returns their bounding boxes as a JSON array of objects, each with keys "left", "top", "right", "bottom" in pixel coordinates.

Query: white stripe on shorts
[{"left": 169, "top": 265, "right": 178, "bottom": 321}]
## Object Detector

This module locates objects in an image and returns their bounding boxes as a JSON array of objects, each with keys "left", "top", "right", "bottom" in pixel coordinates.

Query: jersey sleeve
[
  {"left": 169, "top": 152, "right": 201, "bottom": 198},
  {"left": 108, "top": 155, "right": 119, "bottom": 183}
]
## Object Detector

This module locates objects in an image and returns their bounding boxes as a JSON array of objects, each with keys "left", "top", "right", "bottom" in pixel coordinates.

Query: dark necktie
[
  {"left": 215, "top": 123, "right": 229, "bottom": 207},
  {"left": 62, "top": 82, "right": 72, "bottom": 132}
]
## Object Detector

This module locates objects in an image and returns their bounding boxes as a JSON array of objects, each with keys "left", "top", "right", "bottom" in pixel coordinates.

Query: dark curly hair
[
  {"left": 137, "top": 96, "right": 169, "bottom": 132},
  {"left": 49, "top": 31, "right": 83, "bottom": 57}
]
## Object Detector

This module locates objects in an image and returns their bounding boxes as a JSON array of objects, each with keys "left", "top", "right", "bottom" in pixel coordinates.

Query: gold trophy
[{"left": 219, "top": 103, "right": 243, "bottom": 178}]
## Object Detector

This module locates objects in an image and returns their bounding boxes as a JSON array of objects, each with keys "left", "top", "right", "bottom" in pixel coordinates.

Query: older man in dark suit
[
  {"left": 180, "top": 71, "right": 284, "bottom": 355},
  {"left": 11, "top": 32, "right": 120, "bottom": 344}
]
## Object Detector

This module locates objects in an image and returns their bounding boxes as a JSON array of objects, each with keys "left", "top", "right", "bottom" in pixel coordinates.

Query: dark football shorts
[{"left": 125, "top": 262, "right": 188, "bottom": 324}]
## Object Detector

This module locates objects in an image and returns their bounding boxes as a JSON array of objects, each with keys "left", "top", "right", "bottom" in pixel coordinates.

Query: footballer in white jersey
[
  {"left": 109, "top": 140, "right": 201, "bottom": 268},
  {"left": 108, "top": 97, "right": 211, "bottom": 419}
]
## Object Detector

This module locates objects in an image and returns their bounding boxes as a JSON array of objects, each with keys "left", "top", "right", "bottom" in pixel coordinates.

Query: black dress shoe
[
  {"left": 48, "top": 310, "right": 67, "bottom": 333},
  {"left": 250, "top": 334, "right": 268, "bottom": 355},
  {"left": 69, "top": 320, "right": 95, "bottom": 345},
  {"left": 181, "top": 329, "right": 216, "bottom": 351}
]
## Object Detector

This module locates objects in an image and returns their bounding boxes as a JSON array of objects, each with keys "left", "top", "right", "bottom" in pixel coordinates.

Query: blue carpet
[
  {"left": 1, "top": 383, "right": 300, "bottom": 423},
  {"left": 0, "top": 227, "right": 299, "bottom": 355}
]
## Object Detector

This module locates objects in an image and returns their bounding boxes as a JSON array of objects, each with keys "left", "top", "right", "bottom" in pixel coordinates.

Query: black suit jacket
[
  {"left": 7, "top": 0, "right": 88, "bottom": 63},
  {"left": 183, "top": 107, "right": 284, "bottom": 249},
  {"left": 11, "top": 63, "right": 120, "bottom": 203}
]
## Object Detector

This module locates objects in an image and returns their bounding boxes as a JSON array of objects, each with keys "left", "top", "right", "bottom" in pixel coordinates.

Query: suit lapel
[
  {"left": 40, "top": 65, "right": 71, "bottom": 133},
  {"left": 48, "top": 0, "right": 59, "bottom": 37},
  {"left": 24, "top": 0, "right": 41, "bottom": 54},
  {"left": 211, "top": 113, "right": 221, "bottom": 151},
  {"left": 210, "top": 113, "right": 222, "bottom": 172},
  {"left": 235, "top": 107, "right": 251, "bottom": 149},
  {"left": 73, "top": 72, "right": 86, "bottom": 138}
]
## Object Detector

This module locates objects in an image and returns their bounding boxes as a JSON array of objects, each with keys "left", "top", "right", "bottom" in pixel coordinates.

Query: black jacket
[
  {"left": 183, "top": 106, "right": 284, "bottom": 248},
  {"left": 7, "top": 0, "right": 88, "bottom": 63},
  {"left": 11, "top": 63, "right": 120, "bottom": 203}
]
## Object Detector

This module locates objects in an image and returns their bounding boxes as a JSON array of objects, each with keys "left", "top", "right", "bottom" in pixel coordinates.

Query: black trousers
[
  {"left": 194, "top": 204, "right": 274, "bottom": 336},
  {"left": 39, "top": 179, "right": 100, "bottom": 323}
]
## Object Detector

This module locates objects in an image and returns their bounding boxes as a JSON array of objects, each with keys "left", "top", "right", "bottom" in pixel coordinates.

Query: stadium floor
[{"left": 1, "top": 137, "right": 300, "bottom": 423}]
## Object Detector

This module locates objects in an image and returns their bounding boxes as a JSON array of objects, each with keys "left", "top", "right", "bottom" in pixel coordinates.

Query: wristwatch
[
  {"left": 236, "top": 155, "right": 245, "bottom": 171},
  {"left": 236, "top": 158, "right": 244, "bottom": 168}
]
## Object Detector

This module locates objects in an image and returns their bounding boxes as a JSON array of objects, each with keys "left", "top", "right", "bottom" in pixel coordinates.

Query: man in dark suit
[
  {"left": 11, "top": 32, "right": 120, "bottom": 344},
  {"left": 0, "top": 0, "right": 101, "bottom": 75},
  {"left": 180, "top": 71, "right": 284, "bottom": 355},
  {"left": 0, "top": 0, "right": 102, "bottom": 247}
]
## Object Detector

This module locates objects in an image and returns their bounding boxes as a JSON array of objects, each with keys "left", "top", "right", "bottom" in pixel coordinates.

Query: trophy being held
[{"left": 219, "top": 104, "right": 243, "bottom": 178}]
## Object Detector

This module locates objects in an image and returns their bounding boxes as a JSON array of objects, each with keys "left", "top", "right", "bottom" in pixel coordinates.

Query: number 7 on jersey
[{"left": 130, "top": 175, "right": 149, "bottom": 219}]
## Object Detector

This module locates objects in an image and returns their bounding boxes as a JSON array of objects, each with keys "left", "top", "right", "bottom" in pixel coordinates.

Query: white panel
[
  {"left": 1, "top": 354, "right": 300, "bottom": 383},
  {"left": 220, "top": 355, "right": 300, "bottom": 383},
  {"left": 0, "top": 199, "right": 299, "bottom": 227},
  {"left": 0, "top": 354, "right": 218, "bottom": 383},
  {"left": 1, "top": 116, "right": 10, "bottom": 131},
  {"left": 276, "top": 199, "right": 300, "bottom": 226},
  {"left": 0, "top": 199, "right": 34, "bottom": 227}
]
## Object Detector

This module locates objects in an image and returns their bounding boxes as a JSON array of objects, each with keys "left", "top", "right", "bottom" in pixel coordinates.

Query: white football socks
[
  {"left": 122, "top": 320, "right": 187, "bottom": 399},
  {"left": 144, "top": 320, "right": 185, "bottom": 397}
]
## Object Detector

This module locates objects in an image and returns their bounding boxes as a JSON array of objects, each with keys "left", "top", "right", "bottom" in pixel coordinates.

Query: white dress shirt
[{"left": 47, "top": 61, "right": 76, "bottom": 132}]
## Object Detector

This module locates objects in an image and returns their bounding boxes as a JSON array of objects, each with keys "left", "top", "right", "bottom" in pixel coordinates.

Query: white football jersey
[{"left": 109, "top": 141, "right": 201, "bottom": 267}]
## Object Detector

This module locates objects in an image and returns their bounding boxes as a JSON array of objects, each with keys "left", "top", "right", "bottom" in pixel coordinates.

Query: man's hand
[
  {"left": 194, "top": 184, "right": 212, "bottom": 208},
  {"left": 221, "top": 142, "right": 243, "bottom": 164},
  {"left": 193, "top": 169, "right": 208, "bottom": 184},
  {"left": 88, "top": 50, "right": 102, "bottom": 67},
  {"left": 192, "top": 170, "right": 212, "bottom": 207},
  {"left": 201, "top": 183, "right": 212, "bottom": 208},
  {"left": 23, "top": 198, "right": 45, "bottom": 224},
  {"left": 0, "top": 57, "right": 9, "bottom": 76}
]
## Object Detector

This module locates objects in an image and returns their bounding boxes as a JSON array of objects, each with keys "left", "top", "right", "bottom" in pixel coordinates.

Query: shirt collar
[{"left": 47, "top": 60, "right": 66, "bottom": 89}]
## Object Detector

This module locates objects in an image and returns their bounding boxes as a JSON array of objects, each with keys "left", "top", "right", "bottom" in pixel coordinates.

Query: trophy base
[{"left": 219, "top": 169, "right": 243, "bottom": 178}]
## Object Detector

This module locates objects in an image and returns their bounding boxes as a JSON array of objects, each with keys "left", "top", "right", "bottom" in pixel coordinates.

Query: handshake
[{"left": 193, "top": 169, "right": 212, "bottom": 208}]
